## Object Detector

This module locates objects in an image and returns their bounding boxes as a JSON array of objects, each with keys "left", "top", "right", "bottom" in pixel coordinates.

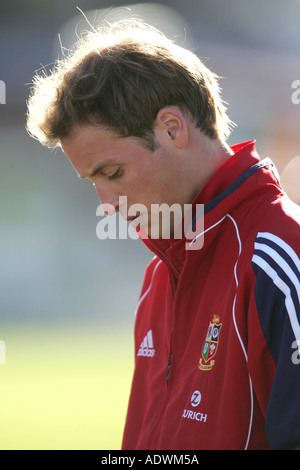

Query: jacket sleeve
[{"left": 251, "top": 231, "right": 300, "bottom": 449}]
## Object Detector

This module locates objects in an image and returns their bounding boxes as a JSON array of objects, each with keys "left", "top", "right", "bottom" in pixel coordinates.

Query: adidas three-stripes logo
[
  {"left": 252, "top": 232, "right": 300, "bottom": 343},
  {"left": 137, "top": 330, "right": 156, "bottom": 357}
]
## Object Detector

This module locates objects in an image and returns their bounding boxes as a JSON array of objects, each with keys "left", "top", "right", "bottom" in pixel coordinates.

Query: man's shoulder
[
  {"left": 256, "top": 194, "right": 300, "bottom": 249},
  {"left": 236, "top": 189, "right": 300, "bottom": 242}
]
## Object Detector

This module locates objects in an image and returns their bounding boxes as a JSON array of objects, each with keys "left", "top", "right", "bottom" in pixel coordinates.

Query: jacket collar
[{"left": 139, "top": 140, "right": 280, "bottom": 276}]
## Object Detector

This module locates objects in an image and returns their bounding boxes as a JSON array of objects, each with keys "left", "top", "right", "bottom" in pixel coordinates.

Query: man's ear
[{"left": 155, "top": 106, "right": 188, "bottom": 149}]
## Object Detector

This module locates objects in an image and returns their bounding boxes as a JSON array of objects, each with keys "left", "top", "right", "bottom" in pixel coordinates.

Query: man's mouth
[
  {"left": 128, "top": 213, "right": 143, "bottom": 229},
  {"left": 125, "top": 210, "right": 141, "bottom": 221}
]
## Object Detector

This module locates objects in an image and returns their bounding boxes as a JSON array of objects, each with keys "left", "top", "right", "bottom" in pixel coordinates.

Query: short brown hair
[{"left": 26, "top": 19, "right": 233, "bottom": 149}]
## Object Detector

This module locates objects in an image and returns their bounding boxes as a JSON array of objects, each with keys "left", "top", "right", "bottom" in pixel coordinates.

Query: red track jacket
[{"left": 121, "top": 141, "right": 300, "bottom": 450}]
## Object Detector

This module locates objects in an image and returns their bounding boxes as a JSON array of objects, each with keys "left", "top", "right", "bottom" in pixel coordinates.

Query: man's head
[
  {"left": 26, "top": 19, "right": 234, "bottom": 238},
  {"left": 26, "top": 19, "right": 232, "bottom": 150}
]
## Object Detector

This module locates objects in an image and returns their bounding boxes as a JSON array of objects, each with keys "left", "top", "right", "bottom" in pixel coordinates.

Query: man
[{"left": 26, "top": 19, "right": 300, "bottom": 450}]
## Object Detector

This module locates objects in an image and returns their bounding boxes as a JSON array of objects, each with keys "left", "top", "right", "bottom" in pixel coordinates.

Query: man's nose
[{"left": 94, "top": 184, "right": 119, "bottom": 216}]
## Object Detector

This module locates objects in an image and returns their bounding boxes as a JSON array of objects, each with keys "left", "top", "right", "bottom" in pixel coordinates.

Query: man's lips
[
  {"left": 119, "top": 208, "right": 144, "bottom": 231},
  {"left": 127, "top": 213, "right": 143, "bottom": 231},
  {"left": 125, "top": 211, "right": 142, "bottom": 222}
]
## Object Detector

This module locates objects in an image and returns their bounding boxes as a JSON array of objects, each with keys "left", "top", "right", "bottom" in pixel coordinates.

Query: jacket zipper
[
  {"left": 166, "top": 351, "right": 172, "bottom": 382},
  {"left": 145, "top": 245, "right": 179, "bottom": 384}
]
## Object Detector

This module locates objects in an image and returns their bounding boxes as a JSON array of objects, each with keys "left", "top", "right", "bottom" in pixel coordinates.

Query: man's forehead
[{"left": 62, "top": 124, "right": 117, "bottom": 151}]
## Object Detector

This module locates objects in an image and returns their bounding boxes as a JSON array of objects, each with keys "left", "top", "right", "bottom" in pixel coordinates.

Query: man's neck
[{"left": 186, "top": 131, "right": 233, "bottom": 203}]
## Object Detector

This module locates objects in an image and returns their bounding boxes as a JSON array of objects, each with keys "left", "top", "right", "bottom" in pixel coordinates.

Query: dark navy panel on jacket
[{"left": 252, "top": 232, "right": 300, "bottom": 449}]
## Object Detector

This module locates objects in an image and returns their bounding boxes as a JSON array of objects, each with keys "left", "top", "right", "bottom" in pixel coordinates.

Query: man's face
[{"left": 61, "top": 124, "right": 194, "bottom": 238}]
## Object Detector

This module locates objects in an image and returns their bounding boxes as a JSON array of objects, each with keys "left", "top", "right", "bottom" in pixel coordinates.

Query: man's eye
[{"left": 107, "top": 168, "right": 122, "bottom": 180}]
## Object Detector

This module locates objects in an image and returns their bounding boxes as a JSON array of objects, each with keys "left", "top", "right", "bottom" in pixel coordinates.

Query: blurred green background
[
  {"left": 0, "top": 326, "right": 134, "bottom": 449},
  {"left": 0, "top": 0, "right": 299, "bottom": 449}
]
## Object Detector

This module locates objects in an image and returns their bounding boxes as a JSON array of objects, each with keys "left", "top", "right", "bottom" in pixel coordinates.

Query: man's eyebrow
[{"left": 77, "top": 159, "right": 115, "bottom": 179}]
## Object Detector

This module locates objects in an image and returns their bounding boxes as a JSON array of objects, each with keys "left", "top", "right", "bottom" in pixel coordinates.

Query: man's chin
[
  {"left": 125, "top": 213, "right": 176, "bottom": 240},
  {"left": 144, "top": 225, "right": 175, "bottom": 240}
]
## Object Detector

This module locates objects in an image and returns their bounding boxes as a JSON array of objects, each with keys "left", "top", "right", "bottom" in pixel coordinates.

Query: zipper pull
[{"left": 166, "top": 352, "right": 172, "bottom": 382}]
